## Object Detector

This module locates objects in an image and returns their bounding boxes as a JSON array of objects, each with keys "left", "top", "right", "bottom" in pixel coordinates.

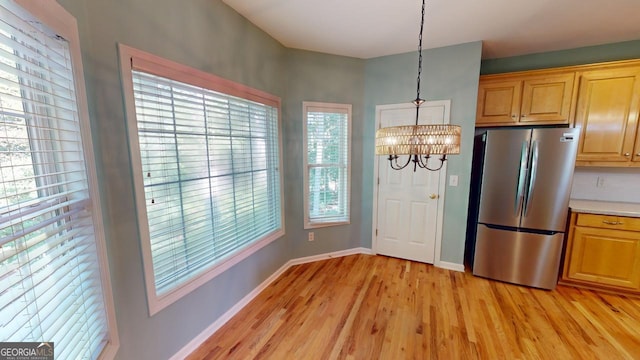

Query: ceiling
[{"left": 222, "top": 0, "right": 640, "bottom": 59}]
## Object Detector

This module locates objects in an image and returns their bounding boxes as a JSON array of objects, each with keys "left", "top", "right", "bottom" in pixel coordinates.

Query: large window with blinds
[
  {"left": 303, "top": 102, "right": 351, "bottom": 228},
  {"left": 119, "top": 45, "right": 284, "bottom": 314},
  {"left": 0, "top": 1, "right": 118, "bottom": 359}
]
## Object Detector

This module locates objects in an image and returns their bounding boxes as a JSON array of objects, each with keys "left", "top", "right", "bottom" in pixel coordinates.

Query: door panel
[
  {"left": 375, "top": 102, "right": 447, "bottom": 264},
  {"left": 382, "top": 199, "right": 401, "bottom": 242},
  {"left": 521, "top": 128, "right": 579, "bottom": 232},
  {"left": 478, "top": 129, "right": 531, "bottom": 228}
]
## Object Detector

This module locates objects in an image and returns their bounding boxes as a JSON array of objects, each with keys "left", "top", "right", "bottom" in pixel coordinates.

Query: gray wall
[{"left": 363, "top": 42, "right": 483, "bottom": 264}]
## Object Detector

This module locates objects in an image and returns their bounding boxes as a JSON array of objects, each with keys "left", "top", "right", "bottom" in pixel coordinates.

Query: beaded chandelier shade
[
  {"left": 375, "top": 124, "right": 461, "bottom": 156},
  {"left": 375, "top": 0, "right": 461, "bottom": 171}
]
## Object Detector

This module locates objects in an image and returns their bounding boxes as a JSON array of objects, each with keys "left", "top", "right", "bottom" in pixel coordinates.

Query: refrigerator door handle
[
  {"left": 515, "top": 141, "right": 528, "bottom": 216},
  {"left": 524, "top": 140, "right": 539, "bottom": 216}
]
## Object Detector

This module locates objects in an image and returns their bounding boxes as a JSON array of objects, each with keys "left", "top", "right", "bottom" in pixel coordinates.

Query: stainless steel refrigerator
[{"left": 472, "top": 127, "right": 579, "bottom": 289}]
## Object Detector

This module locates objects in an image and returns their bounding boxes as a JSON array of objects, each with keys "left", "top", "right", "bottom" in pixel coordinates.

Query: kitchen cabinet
[
  {"left": 574, "top": 66, "right": 640, "bottom": 166},
  {"left": 476, "top": 72, "right": 575, "bottom": 127},
  {"left": 561, "top": 212, "right": 640, "bottom": 293}
]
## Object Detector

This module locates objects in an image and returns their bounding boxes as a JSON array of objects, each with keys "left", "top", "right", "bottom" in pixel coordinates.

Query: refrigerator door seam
[
  {"left": 524, "top": 140, "right": 539, "bottom": 217},
  {"left": 515, "top": 141, "right": 529, "bottom": 217}
]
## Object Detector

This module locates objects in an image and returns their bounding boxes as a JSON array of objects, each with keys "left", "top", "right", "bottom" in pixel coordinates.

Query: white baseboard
[
  {"left": 169, "top": 247, "right": 374, "bottom": 360},
  {"left": 436, "top": 260, "right": 465, "bottom": 272},
  {"left": 286, "top": 247, "right": 375, "bottom": 267}
]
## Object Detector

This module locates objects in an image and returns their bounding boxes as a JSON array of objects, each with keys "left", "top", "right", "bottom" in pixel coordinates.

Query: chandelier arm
[
  {"left": 388, "top": 154, "right": 412, "bottom": 170},
  {"left": 411, "top": 154, "right": 421, "bottom": 171},
  {"left": 423, "top": 154, "right": 448, "bottom": 171},
  {"left": 415, "top": 154, "right": 431, "bottom": 169}
]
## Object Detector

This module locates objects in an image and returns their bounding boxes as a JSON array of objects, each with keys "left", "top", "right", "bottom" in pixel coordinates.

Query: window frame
[
  {"left": 7, "top": 0, "right": 120, "bottom": 358},
  {"left": 302, "top": 101, "right": 352, "bottom": 229},
  {"left": 118, "top": 44, "right": 285, "bottom": 315}
]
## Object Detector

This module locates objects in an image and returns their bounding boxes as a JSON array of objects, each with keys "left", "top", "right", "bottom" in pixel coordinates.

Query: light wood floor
[{"left": 187, "top": 254, "right": 640, "bottom": 359}]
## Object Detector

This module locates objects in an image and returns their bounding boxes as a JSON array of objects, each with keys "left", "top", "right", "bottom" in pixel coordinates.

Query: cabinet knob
[
  {"left": 624, "top": 152, "right": 631, "bottom": 157},
  {"left": 511, "top": 114, "right": 517, "bottom": 118},
  {"left": 636, "top": 153, "right": 640, "bottom": 157},
  {"left": 521, "top": 114, "right": 526, "bottom": 118}
]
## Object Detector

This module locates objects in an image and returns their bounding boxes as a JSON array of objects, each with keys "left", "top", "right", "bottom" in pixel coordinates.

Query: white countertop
[{"left": 569, "top": 199, "right": 640, "bottom": 218}]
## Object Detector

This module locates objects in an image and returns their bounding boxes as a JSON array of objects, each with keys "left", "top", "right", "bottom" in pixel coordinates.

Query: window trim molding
[
  {"left": 302, "top": 101, "right": 352, "bottom": 229},
  {"left": 14, "top": 0, "right": 120, "bottom": 358},
  {"left": 118, "top": 44, "right": 285, "bottom": 316}
]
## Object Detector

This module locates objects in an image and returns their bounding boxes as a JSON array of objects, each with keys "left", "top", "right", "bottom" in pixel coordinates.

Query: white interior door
[{"left": 373, "top": 101, "right": 449, "bottom": 264}]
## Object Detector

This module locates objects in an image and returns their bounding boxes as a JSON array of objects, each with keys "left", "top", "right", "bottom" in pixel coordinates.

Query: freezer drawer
[{"left": 473, "top": 224, "right": 565, "bottom": 289}]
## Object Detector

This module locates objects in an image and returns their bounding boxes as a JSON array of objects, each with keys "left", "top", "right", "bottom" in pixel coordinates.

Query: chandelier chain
[
  {"left": 415, "top": 0, "right": 426, "bottom": 104},
  {"left": 373, "top": 0, "right": 461, "bottom": 172}
]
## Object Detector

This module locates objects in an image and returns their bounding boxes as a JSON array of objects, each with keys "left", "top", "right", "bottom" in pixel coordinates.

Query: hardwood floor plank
[{"left": 187, "top": 254, "right": 640, "bottom": 360}]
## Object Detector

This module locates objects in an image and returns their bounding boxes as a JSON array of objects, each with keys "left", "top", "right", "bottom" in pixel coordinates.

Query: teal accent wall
[
  {"left": 55, "top": 0, "right": 481, "bottom": 357},
  {"left": 363, "top": 42, "right": 483, "bottom": 264},
  {"left": 283, "top": 49, "right": 366, "bottom": 258},
  {"left": 57, "top": 0, "right": 292, "bottom": 359},
  {"left": 481, "top": 39, "right": 640, "bottom": 74},
  {"left": 55, "top": 0, "right": 369, "bottom": 358}
]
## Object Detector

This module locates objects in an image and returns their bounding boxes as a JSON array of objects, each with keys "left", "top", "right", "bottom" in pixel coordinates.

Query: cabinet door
[
  {"left": 566, "top": 226, "right": 640, "bottom": 290},
  {"left": 520, "top": 73, "right": 574, "bottom": 124},
  {"left": 476, "top": 80, "right": 521, "bottom": 125},
  {"left": 575, "top": 67, "right": 640, "bottom": 163}
]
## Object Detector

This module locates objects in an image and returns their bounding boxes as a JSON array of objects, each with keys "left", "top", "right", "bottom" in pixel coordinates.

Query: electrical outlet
[
  {"left": 308, "top": 232, "right": 314, "bottom": 241},
  {"left": 596, "top": 176, "right": 605, "bottom": 188}
]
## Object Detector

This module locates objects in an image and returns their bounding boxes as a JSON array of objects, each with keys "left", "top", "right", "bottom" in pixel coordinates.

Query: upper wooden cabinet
[
  {"left": 476, "top": 72, "right": 575, "bottom": 126},
  {"left": 574, "top": 66, "right": 640, "bottom": 166}
]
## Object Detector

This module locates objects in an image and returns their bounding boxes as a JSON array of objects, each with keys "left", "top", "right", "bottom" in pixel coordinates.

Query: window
[
  {"left": 0, "top": 1, "right": 118, "bottom": 359},
  {"left": 303, "top": 102, "right": 351, "bottom": 228},
  {"left": 119, "top": 45, "right": 284, "bottom": 314}
]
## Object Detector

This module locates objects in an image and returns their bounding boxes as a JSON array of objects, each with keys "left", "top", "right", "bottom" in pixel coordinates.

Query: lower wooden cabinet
[{"left": 561, "top": 212, "right": 640, "bottom": 293}]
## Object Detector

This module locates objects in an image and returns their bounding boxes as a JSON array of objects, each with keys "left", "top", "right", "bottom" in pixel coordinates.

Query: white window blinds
[
  {"left": 129, "top": 68, "right": 283, "bottom": 301},
  {"left": 0, "top": 3, "right": 111, "bottom": 359},
  {"left": 303, "top": 102, "right": 351, "bottom": 228}
]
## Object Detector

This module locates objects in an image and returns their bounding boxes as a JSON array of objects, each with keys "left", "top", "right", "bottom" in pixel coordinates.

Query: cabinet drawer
[{"left": 576, "top": 213, "right": 640, "bottom": 232}]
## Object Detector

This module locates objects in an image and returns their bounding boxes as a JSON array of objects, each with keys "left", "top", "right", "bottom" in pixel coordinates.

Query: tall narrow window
[
  {"left": 0, "top": 1, "right": 117, "bottom": 359},
  {"left": 119, "top": 46, "right": 284, "bottom": 314},
  {"left": 303, "top": 102, "right": 351, "bottom": 228}
]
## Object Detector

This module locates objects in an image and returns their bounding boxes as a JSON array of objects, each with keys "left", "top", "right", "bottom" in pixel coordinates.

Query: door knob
[{"left": 429, "top": 194, "right": 439, "bottom": 199}]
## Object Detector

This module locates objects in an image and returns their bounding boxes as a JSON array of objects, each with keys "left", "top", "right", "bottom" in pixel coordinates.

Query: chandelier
[{"left": 375, "top": 0, "right": 461, "bottom": 171}]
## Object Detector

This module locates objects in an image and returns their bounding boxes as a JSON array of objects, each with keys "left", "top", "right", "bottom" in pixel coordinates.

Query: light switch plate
[{"left": 449, "top": 175, "right": 458, "bottom": 187}]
